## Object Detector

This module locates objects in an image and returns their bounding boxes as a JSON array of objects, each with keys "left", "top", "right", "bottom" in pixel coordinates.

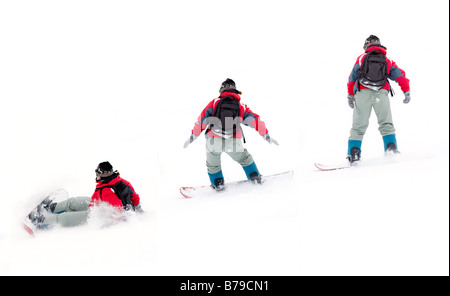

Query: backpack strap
[
  {"left": 240, "top": 126, "right": 246, "bottom": 144},
  {"left": 96, "top": 181, "right": 133, "bottom": 209},
  {"left": 387, "top": 80, "right": 395, "bottom": 97}
]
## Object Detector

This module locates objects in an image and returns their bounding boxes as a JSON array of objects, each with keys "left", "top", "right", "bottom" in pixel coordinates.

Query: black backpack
[
  {"left": 209, "top": 96, "right": 241, "bottom": 138},
  {"left": 96, "top": 180, "right": 134, "bottom": 210},
  {"left": 357, "top": 50, "right": 389, "bottom": 91}
]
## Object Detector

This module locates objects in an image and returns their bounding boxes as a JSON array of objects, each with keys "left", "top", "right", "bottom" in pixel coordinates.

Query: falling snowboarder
[
  {"left": 183, "top": 78, "right": 279, "bottom": 190},
  {"left": 24, "top": 161, "right": 143, "bottom": 235}
]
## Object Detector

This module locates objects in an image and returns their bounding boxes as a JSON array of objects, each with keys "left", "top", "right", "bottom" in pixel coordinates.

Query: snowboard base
[
  {"left": 314, "top": 163, "right": 352, "bottom": 171},
  {"left": 180, "top": 170, "right": 294, "bottom": 198},
  {"left": 23, "top": 222, "right": 35, "bottom": 237}
]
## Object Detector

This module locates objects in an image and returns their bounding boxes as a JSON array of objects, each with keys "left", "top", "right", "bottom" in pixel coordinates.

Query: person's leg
[
  {"left": 225, "top": 139, "right": 260, "bottom": 181},
  {"left": 42, "top": 197, "right": 91, "bottom": 228},
  {"left": 371, "top": 89, "right": 397, "bottom": 152},
  {"left": 206, "top": 137, "right": 224, "bottom": 186},
  {"left": 52, "top": 196, "right": 90, "bottom": 213},
  {"left": 348, "top": 89, "right": 375, "bottom": 157},
  {"left": 43, "top": 211, "right": 89, "bottom": 228}
]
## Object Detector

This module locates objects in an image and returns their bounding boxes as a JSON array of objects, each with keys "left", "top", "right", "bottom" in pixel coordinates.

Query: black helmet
[
  {"left": 95, "top": 161, "right": 114, "bottom": 179},
  {"left": 219, "top": 78, "right": 236, "bottom": 93},
  {"left": 363, "top": 35, "right": 381, "bottom": 50}
]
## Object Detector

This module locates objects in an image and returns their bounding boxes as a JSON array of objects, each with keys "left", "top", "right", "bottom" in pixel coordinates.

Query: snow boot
[
  {"left": 249, "top": 172, "right": 263, "bottom": 184},
  {"left": 208, "top": 170, "right": 225, "bottom": 190},
  {"left": 347, "top": 147, "right": 361, "bottom": 166},
  {"left": 212, "top": 177, "right": 225, "bottom": 191},
  {"left": 386, "top": 142, "right": 400, "bottom": 154},
  {"left": 383, "top": 134, "right": 399, "bottom": 154},
  {"left": 242, "top": 162, "right": 261, "bottom": 182},
  {"left": 27, "top": 211, "right": 47, "bottom": 229},
  {"left": 27, "top": 197, "right": 56, "bottom": 229}
]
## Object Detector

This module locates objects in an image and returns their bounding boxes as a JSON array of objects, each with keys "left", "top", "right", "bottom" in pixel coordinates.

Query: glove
[
  {"left": 183, "top": 133, "right": 198, "bottom": 148},
  {"left": 403, "top": 91, "right": 411, "bottom": 104},
  {"left": 347, "top": 94, "right": 355, "bottom": 109},
  {"left": 262, "top": 134, "right": 279, "bottom": 146},
  {"left": 134, "top": 204, "right": 144, "bottom": 213}
]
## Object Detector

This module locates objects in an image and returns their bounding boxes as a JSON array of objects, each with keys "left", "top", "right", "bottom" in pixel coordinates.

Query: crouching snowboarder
[
  {"left": 183, "top": 78, "right": 279, "bottom": 190},
  {"left": 346, "top": 35, "right": 410, "bottom": 165},
  {"left": 26, "top": 161, "right": 142, "bottom": 231},
  {"left": 91, "top": 161, "right": 142, "bottom": 212}
]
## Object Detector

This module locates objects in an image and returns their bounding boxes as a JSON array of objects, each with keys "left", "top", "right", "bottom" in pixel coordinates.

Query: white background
[{"left": 0, "top": 0, "right": 448, "bottom": 275}]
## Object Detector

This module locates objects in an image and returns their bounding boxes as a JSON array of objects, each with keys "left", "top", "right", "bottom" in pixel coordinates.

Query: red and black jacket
[
  {"left": 90, "top": 173, "right": 140, "bottom": 210},
  {"left": 347, "top": 45, "right": 410, "bottom": 95},
  {"left": 191, "top": 91, "right": 269, "bottom": 139}
]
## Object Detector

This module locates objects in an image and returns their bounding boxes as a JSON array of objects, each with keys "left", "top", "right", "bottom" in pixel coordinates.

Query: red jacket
[
  {"left": 347, "top": 45, "right": 410, "bottom": 95},
  {"left": 191, "top": 91, "right": 268, "bottom": 138},
  {"left": 90, "top": 174, "right": 140, "bottom": 210}
]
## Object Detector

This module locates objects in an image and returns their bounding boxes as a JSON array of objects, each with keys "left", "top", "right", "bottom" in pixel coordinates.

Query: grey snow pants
[
  {"left": 43, "top": 196, "right": 90, "bottom": 227},
  {"left": 205, "top": 137, "right": 255, "bottom": 174},
  {"left": 349, "top": 89, "right": 396, "bottom": 140}
]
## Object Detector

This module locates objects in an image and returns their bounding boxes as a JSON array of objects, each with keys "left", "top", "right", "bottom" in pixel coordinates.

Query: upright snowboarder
[
  {"left": 183, "top": 78, "right": 278, "bottom": 190},
  {"left": 346, "top": 35, "right": 410, "bottom": 165},
  {"left": 26, "top": 161, "right": 142, "bottom": 230}
]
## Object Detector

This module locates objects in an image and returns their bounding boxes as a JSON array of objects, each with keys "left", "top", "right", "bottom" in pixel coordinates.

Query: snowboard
[
  {"left": 314, "top": 162, "right": 352, "bottom": 171},
  {"left": 180, "top": 170, "right": 294, "bottom": 198},
  {"left": 315, "top": 151, "right": 404, "bottom": 171},
  {"left": 23, "top": 189, "right": 69, "bottom": 237}
]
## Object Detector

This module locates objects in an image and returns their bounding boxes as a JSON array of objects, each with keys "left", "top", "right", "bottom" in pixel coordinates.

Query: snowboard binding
[
  {"left": 26, "top": 196, "right": 55, "bottom": 230},
  {"left": 385, "top": 142, "right": 400, "bottom": 156},
  {"left": 211, "top": 177, "right": 225, "bottom": 191},
  {"left": 347, "top": 147, "right": 361, "bottom": 166},
  {"left": 249, "top": 172, "right": 263, "bottom": 184}
]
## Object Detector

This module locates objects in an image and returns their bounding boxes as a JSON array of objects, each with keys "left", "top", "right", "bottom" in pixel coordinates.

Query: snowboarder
[
  {"left": 91, "top": 161, "right": 142, "bottom": 211},
  {"left": 183, "top": 78, "right": 279, "bottom": 190},
  {"left": 346, "top": 35, "right": 410, "bottom": 165},
  {"left": 27, "top": 161, "right": 142, "bottom": 230}
]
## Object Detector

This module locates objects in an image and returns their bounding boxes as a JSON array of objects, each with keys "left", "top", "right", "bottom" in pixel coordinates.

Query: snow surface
[{"left": 0, "top": 0, "right": 448, "bottom": 276}]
